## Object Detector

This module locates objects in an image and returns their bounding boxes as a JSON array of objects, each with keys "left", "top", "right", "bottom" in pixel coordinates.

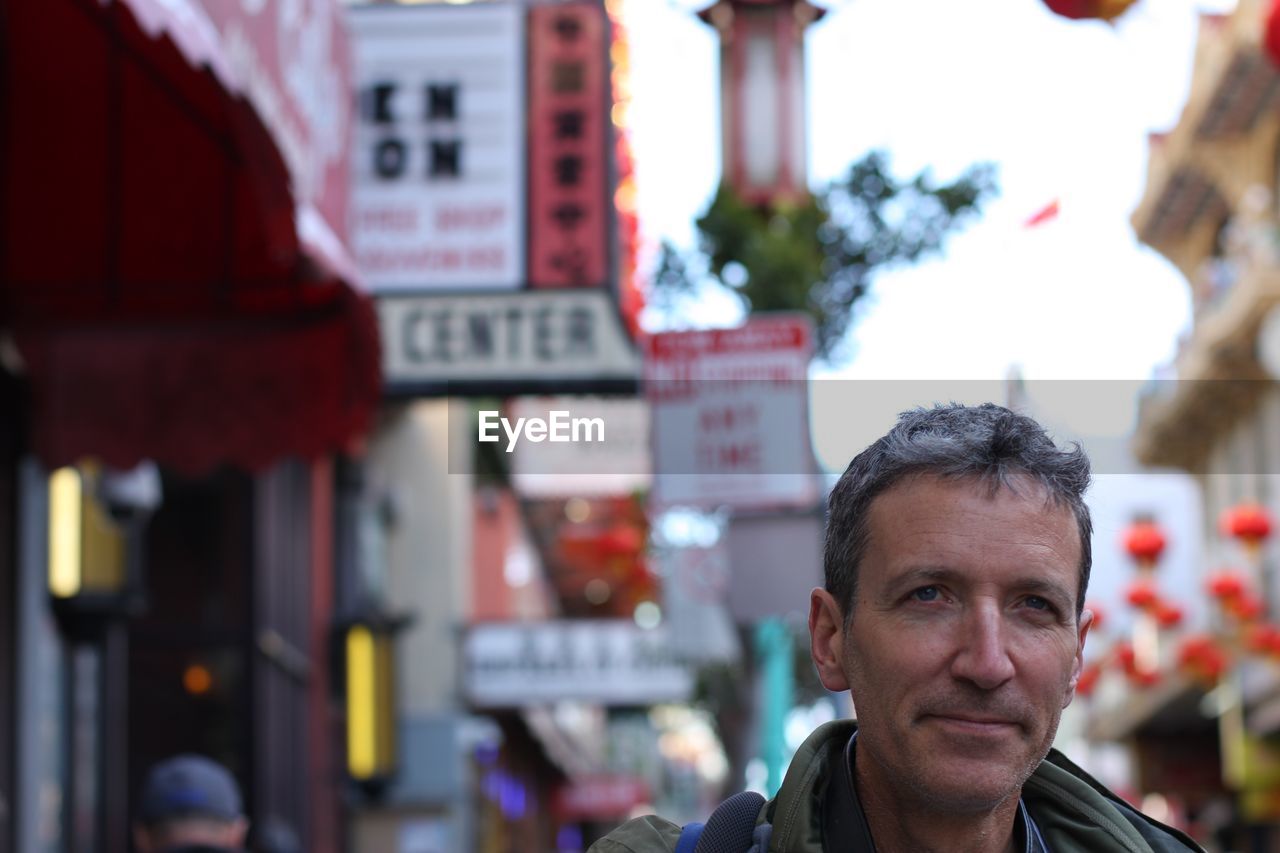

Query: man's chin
[
  {"left": 897, "top": 749, "right": 1030, "bottom": 814},
  {"left": 905, "top": 770, "right": 1023, "bottom": 815}
]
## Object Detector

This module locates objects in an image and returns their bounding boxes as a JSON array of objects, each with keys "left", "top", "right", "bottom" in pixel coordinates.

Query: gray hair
[{"left": 823, "top": 403, "right": 1092, "bottom": 621}]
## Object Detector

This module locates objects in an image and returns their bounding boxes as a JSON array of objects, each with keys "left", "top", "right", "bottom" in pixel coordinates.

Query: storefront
[{"left": 0, "top": 1, "right": 380, "bottom": 850}]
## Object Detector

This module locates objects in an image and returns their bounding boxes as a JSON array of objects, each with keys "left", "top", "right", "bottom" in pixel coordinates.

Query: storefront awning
[{"left": 1, "top": 0, "right": 380, "bottom": 474}]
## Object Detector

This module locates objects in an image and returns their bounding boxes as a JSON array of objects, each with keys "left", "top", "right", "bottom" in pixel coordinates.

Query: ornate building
[{"left": 1128, "top": 0, "right": 1280, "bottom": 843}]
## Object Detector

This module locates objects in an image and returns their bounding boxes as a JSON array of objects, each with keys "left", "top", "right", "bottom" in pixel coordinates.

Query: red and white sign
[
  {"left": 554, "top": 776, "right": 650, "bottom": 821},
  {"left": 528, "top": 3, "right": 610, "bottom": 288},
  {"left": 643, "top": 315, "right": 817, "bottom": 509}
]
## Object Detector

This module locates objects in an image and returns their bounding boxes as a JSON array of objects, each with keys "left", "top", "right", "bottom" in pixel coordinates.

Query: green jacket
[{"left": 589, "top": 720, "right": 1203, "bottom": 852}]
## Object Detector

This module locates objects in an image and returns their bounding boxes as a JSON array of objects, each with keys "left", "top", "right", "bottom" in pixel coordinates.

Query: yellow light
[
  {"left": 615, "top": 178, "right": 637, "bottom": 213},
  {"left": 183, "top": 664, "right": 213, "bottom": 696},
  {"left": 565, "top": 497, "right": 591, "bottom": 523},
  {"left": 610, "top": 103, "right": 629, "bottom": 128},
  {"left": 48, "top": 467, "right": 82, "bottom": 598},
  {"left": 346, "top": 626, "right": 378, "bottom": 779}
]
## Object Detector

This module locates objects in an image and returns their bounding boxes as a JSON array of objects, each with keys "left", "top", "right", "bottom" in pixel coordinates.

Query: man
[
  {"left": 133, "top": 754, "right": 249, "bottom": 853},
  {"left": 591, "top": 404, "right": 1201, "bottom": 852}
]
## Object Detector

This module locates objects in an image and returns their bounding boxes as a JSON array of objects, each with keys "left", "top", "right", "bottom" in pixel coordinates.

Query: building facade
[
  {"left": 0, "top": 1, "right": 380, "bottom": 850},
  {"left": 1129, "top": 0, "right": 1280, "bottom": 846}
]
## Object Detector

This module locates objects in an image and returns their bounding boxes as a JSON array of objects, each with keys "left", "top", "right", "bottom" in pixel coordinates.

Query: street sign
[
  {"left": 463, "top": 620, "right": 692, "bottom": 707},
  {"left": 554, "top": 776, "right": 650, "bottom": 820},
  {"left": 351, "top": 2, "right": 641, "bottom": 397},
  {"left": 349, "top": 4, "right": 525, "bottom": 291},
  {"left": 658, "top": 541, "right": 741, "bottom": 662},
  {"left": 644, "top": 315, "right": 818, "bottom": 509},
  {"left": 380, "top": 290, "right": 639, "bottom": 395}
]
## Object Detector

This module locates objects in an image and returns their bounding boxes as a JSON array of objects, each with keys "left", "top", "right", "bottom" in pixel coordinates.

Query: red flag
[{"left": 1023, "top": 199, "right": 1060, "bottom": 228}]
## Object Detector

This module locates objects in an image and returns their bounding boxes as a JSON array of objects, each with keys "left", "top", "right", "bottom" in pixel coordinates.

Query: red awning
[{"left": 2, "top": 0, "right": 380, "bottom": 474}]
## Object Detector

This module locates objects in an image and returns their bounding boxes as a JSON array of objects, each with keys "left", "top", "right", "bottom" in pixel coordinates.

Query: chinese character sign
[{"left": 528, "top": 3, "right": 610, "bottom": 289}]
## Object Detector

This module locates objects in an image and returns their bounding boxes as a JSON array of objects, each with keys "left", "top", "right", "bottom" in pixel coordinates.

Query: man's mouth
[{"left": 925, "top": 714, "right": 1020, "bottom": 734}]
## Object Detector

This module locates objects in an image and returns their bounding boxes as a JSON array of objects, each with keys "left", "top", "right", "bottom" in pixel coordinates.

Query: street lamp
[{"left": 696, "top": 0, "right": 824, "bottom": 208}]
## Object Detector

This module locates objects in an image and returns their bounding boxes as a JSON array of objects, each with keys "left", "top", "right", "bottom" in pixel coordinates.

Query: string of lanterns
[{"left": 1076, "top": 503, "right": 1277, "bottom": 698}]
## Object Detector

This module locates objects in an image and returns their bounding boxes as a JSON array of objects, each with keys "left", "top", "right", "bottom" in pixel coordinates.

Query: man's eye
[
  {"left": 1025, "top": 595, "right": 1053, "bottom": 612},
  {"left": 911, "top": 586, "right": 940, "bottom": 602}
]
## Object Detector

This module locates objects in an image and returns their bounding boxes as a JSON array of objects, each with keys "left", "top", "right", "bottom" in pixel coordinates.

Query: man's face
[
  {"left": 810, "top": 474, "right": 1091, "bottom": 813},
  {"left": 133, "top": 816, "right": 249, "bottom": 852}
]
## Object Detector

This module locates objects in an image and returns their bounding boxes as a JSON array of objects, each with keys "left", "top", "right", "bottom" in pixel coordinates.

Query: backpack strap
[
  {"left": 675, "top": 821, "right": 704, "bottom": 853},
  {"left": 694, "top": 790, "right": 766, "bottom": 853}
]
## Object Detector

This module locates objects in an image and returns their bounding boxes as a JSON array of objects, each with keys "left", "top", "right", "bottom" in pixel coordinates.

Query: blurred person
[
  {"left": 133, "top": 754, "right": 249, "bottom": 853},
  {"left": 250, "top": 816, "right": 301, "bottom": 853},
  {"left": 591, "top": 404, "right": 1202, "bottom": 852}
]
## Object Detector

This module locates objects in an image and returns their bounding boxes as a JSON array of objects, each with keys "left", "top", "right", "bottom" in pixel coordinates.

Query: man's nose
[{"left": 950, "top": 601, "right": 1016, "bottom": 690}]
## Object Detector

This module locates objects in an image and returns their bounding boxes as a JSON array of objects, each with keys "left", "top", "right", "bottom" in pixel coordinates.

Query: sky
[
  {"left": 617, "top": 1, "right": 1235, "bottom": 708},
  {"left": 621, "top": 0, "right": 1238, "bottom": 387},
  {"left": 622, "top": 0, "right": 1231, "bottom": 645}
]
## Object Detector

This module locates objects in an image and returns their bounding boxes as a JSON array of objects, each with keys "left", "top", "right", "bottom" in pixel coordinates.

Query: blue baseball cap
[{"left": 138, "top": 754, "right": 243, "bottom": 824}]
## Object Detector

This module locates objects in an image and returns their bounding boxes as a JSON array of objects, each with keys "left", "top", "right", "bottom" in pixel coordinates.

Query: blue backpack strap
[
  {"left": 675, "top": 822, "right": 704, "bottom": 853},
  {"left": 692, "top": 791, "right": 766, "bottom": 853}
]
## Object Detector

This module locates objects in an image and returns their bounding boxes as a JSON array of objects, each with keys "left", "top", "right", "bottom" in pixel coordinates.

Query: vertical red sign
[{"left": 528, "top": 3, "right": 609, "bottom": 288}]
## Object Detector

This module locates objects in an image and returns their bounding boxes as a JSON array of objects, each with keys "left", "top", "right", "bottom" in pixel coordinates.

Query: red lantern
[
  {"left": 1177, "top": 634, "right": 1228, "bottom": 685},
  {"left": 1114, "top": 642, "right": 1137, "bottom": 674},
  {"left": 1123, "top": 520, "right": 1166, "bottom": 566},
  {"left": 1124, "top": 579, "right": 1159, "bottom": 610},
  {"left": 1043, "top": 0, "right": 1093, "bottom": 18},
  {"left": 1154, "top": 600, "right": 1184, "bottom": 629},
  {"left": 1084, "top": 600, "right": 1105, "bottom": 631},
  {"left": 1267, "top": 0, "right": 1280, "bottom": 70},
  {"left": 1042, "top": 0, "right": 1138, "bottom": 22},
  {"left": 1207, "top": 570, "right": 1247, "bottom": 601},
  {"left": 1128, "top": 669, "right": 1162, "bottom": 688},
  {"left": 1220, "top": 503, "right": 1272, "bottom": 546},
  {"left": 1227, "top": 593, "right": 1265, "bottom": 622},
  {"left": 1075, "top": 662, "right": 1103, "bottom": 697},
  {"left": 597, "top": 523, "right": 644, "bottom": 558},
  {"left": 1245, "top": 623, "right": 1280, "bottom": 655}
]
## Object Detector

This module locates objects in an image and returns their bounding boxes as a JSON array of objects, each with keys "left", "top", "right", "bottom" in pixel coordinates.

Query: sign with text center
[{"left": 380, "top": 291, "right": 638, "bottom": 393}]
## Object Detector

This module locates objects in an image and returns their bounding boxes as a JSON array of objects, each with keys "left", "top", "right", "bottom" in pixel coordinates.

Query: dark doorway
[{"left": 125, "top": 468, "right": 254, "bottom": 851}]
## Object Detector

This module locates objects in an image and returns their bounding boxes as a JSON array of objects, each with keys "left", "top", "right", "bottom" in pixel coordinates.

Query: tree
[{"left": 649, "top": 150, "right": 998, "bottom": 361}]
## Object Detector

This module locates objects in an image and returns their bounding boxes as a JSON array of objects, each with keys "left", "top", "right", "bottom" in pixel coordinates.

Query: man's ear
[
  {"left": 1063, "top": 608, "right": 1095, "bottom": 708},
  {"left": 809, "top": 587, "right": 850, "bottom": 692}
]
